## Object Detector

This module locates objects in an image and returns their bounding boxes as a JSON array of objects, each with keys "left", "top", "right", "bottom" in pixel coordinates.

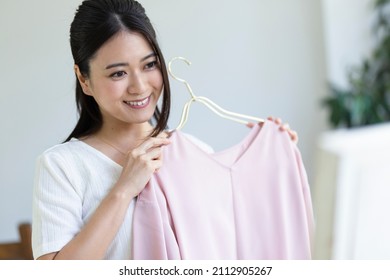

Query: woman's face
[{"left": 80, "top": 31, "right": 163, "bottom": 128}]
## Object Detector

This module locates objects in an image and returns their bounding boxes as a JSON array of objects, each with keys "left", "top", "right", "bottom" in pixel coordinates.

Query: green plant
[{"left": 323, "top": 0, "right": 390, "bottom": 128}]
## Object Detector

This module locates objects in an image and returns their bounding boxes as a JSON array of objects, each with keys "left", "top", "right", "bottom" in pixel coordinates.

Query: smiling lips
[{"left": 124, "top": 96, "right": 151, "bottom": 109}]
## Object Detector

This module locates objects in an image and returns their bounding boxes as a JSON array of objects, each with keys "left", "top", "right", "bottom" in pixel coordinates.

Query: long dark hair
[{"left": 65, "top": 0, "right": 170, "bottom": 142}]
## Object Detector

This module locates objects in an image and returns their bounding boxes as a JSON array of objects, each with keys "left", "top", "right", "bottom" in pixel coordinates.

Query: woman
[{"left": 32, "top": 0, "right": 297, "bottom": 260}]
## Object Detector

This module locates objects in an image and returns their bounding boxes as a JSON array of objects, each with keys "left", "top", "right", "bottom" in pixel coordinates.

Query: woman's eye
[
  {"left": 110, "top": 71, "right": 126, "bottom": 78},
  {"left": 145, "top": 61, "right": 157, "bottom": 69}
]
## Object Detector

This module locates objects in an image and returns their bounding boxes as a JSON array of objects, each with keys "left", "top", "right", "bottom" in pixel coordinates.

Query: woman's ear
[{"left": 74, "top": 65, "right": 92, "bottom": 96}]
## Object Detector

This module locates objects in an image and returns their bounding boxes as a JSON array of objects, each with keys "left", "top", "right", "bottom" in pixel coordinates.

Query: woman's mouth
[{"left": 124, "top": 96, "right": 151, "bottom": 109}]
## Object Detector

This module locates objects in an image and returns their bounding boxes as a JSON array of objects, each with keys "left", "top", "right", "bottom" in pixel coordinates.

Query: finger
[
  {"left": 149, "top": 155, "right": 165, "bottom": 173},
  {"left": 157, "top": 131, "right": 170, "bottom": 139},
  {"left": 246, "top": 122, "right": 255, "bottom": 128},
  {"left": 130, "top": 138, "right": 169, "bottom": 158},
  {"left": 152, "top": 160, "right": 163, "bottom": 172},
  {"left": 138, "top": 137, "right": 171, "bottom": 152},
  {"left": 285, "top": 129, "right": 298, "bottom": 143},
  {"left": 290, "top": 130, "right": 299, "bottom": 143},
  {"left": 275, "top": 118, "right": 282, "bottom": 125},
  {"left": 267, "top": 116, "right": 274, "bottom": 122},
  {"left": 259, "top": 120, "right": 265, "bottom": 127},
  {"left": 141, "top": 146, "right": 163, "bottom": 161},
  {"left": 279, "top": 123, "right": 290, "bottom": 131}
]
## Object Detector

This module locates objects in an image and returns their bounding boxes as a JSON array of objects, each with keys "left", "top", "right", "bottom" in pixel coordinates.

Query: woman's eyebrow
[
  {"left": 105, "top": 62, "right": 129, "bottom": 70},
  {"left": 140, "top": 52, "right": 157, "bottom": 62},
  {"left": 105, "top": 52, "right": 157, "bottom": 70}
]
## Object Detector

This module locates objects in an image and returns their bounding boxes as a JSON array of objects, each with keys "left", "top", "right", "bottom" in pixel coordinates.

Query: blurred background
[{"left": 1, "top": 0, "right": 389, "bottom": 259}]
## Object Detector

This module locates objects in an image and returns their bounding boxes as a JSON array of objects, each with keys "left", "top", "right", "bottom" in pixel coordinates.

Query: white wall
[
  {"left": 321, "top": 0, "right": 375, "bottom": 89},
  {"left": 0, "top": 0, "right": 79, "bottom": 242},
  {"left": 0, "top": 0, "right": 328, "bottom": 242}
]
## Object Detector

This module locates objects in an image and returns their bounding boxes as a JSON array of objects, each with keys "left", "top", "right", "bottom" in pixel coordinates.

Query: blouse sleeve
[
  {"left": 293, "top": 144, "right": 315, "bottom": 253},
  {"left": 32, "top": 151, "right": 83, "bottom": 259}
]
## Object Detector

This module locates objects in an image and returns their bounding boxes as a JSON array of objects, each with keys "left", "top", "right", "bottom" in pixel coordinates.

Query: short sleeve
[{"left": 32, "top": 152, "right": 83, "bottom": 259}]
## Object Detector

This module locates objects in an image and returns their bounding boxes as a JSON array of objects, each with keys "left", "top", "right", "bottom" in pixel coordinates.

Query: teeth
[{"left": 126, "top": 97, "right": 149, "bottom": 106}]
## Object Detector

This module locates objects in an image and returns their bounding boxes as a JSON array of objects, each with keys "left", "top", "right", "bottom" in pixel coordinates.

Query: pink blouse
[{"left": 132, "top": 121, "right": 314, "bottom": 259}]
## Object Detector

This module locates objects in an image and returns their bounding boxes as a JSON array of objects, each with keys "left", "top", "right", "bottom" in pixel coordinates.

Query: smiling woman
[
  {"left": 74, "top": 31, "right": 163, "bottom": 128},
  {"left": 65, "top": 0, "right": 171, "bottom": 142},
  {"left": 32, "top": 0, "right": 173, "bottom": 260},
  {"left": 31, "top": 0, "right": 300, "bottom": 261}
]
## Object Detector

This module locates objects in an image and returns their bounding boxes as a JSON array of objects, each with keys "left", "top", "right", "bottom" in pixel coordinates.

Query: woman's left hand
[{"left": 247, "top": 116, "right": 298, "bottom": 144}]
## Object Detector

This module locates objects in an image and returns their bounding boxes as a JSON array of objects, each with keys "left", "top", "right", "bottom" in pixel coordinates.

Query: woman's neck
[
  {"left": 79, "top": 122, "right": 156, "bottom": 166},
  {"left": 96, "top": 122, "right": 154, "bottom": 150}
]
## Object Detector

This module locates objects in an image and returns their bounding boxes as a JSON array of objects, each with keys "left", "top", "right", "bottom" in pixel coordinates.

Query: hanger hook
[{"left": 168, "top": 56, "right": 196, "bottom": 99}]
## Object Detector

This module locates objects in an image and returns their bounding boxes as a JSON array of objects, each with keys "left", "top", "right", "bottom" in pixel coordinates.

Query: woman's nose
[{"left": 127, "top": 72, "right": 147, "bottom": 95}]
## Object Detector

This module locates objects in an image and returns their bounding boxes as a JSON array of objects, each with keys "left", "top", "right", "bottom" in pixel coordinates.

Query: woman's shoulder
[
  {"left": 34, "top": 139, "right": 89, "bottom": 188},
  {"left": 40, "top": 138, "right": 83, "bottom": 157},
  {"left": 37, "top": 138, "right": 92, "bottom": 167}
]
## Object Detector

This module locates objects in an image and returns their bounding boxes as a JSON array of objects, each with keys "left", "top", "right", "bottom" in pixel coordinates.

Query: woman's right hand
[{"left": 117, "top": 134, "right": 171, "bottom": 197}]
